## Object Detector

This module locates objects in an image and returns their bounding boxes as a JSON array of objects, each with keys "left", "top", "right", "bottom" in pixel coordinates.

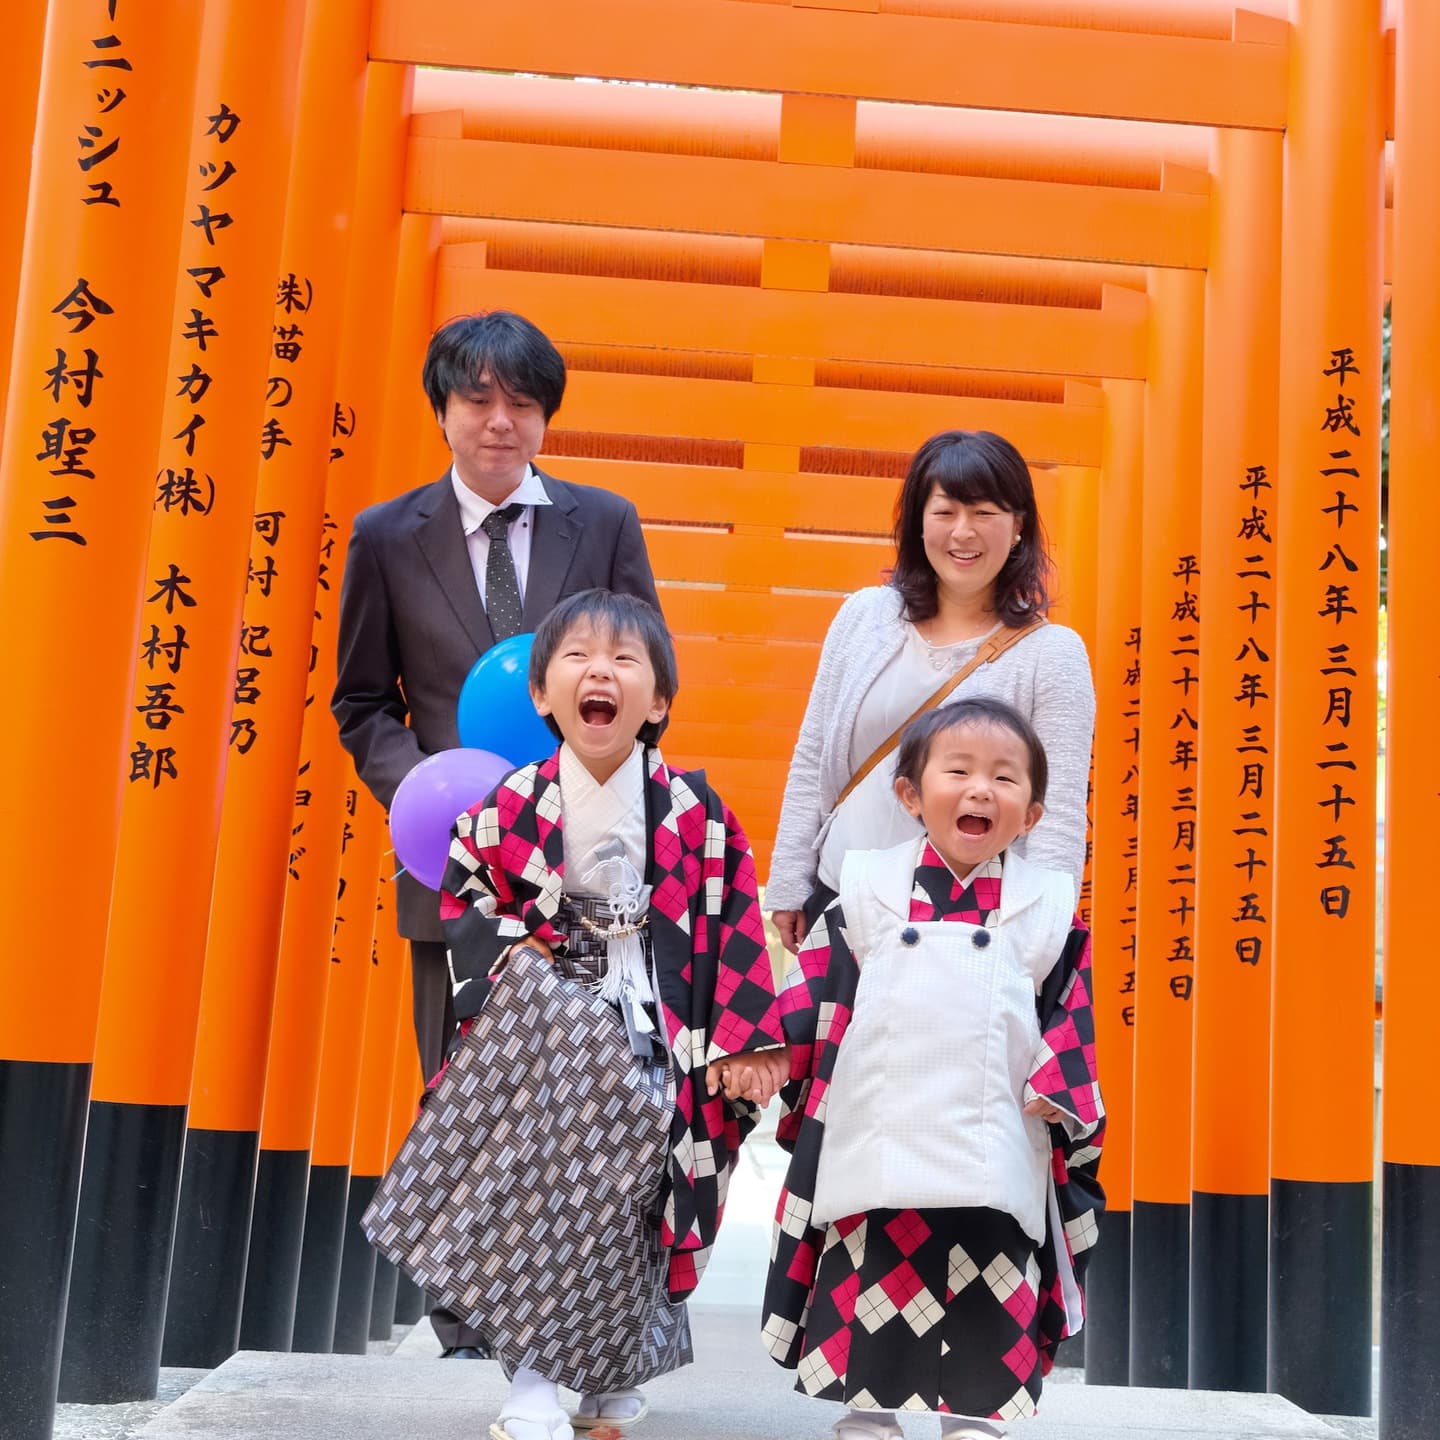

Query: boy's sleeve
[
  {"left": 438, "top": 794, "right": 566, "bottom": 1006},
  {"left": 1024, "top": 926, "right": 1104, "bottom": 1142},
  {"left": 703, "top": 800, "right": 787, "bottom": 1064}
]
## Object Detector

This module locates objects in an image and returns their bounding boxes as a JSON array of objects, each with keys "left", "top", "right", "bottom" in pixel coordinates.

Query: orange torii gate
[
  {"left": 385, "top": 45, "right": 1301, "bottom": 1406},
  {"left": 0, "top": 7, "right": 1433, "bottom": 1440}
]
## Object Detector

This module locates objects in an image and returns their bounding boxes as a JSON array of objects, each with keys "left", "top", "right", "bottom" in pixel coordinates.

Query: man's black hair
[
  {"left": 893, "top": 696, "right": 1049, "bottom": 806},
  {"left": 529, "top": 590, "right": 676, "bottom": 745},
  {"left": 422, "top": 310, "right": 567, "bottom": 421}
]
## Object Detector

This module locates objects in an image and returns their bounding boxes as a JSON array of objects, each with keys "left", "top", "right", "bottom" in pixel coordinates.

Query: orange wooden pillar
[
  {"left": 1029, "top": 468, "right": 1064, "bottom": 612},
  {"left": 1084, "top": 376, "right": 1143, "bottom": 1385},
  {"left": 1189, "top": 125, "right": 1281, "bottom": 1394},
  {"left": 163, "top": 0, "right": 371, "bottom": 1369},
  {"left": 320, "top": 167, "right": 428, "bottom": 1356},
  {"left": 366, "top": 878, "right": 409, "bottom": 1340},
  {"left": 0, "top": 0, "right": 48, "bottom": 433},
  {"left": 0, "top": 5, "right": 203, "bottom": 1435},
  {"left": 294, "top": 792, "right": 385, "bottom": 1352},
  {"left": 1047, "top": 457, "right": 1098, "bottom": 1363},
  {"left": 338, "top": 206, "right": 439, "bottom": 1341},
  {"left": 760, "top": 91, "right": 847, "bottom": 629},
  {"left": 384, "top": 943, "right": 427, "bottom": 1326},
  {"left": 1044, "top": 459, "right": 1099, "bottom": 919},
  {"left": 337, "top": 849, "right": 407, "bottom": 1352},
  {"left": 372, "top": 212, "right": 442, "bottom": 516},
  {"left": 1380, "top": 5, "right": 1440, "bottom": 1435},
  {"left": 238, "top": 53, "right": 410, "bottom": 1355},
  {"left": 1130, "top": 266, "right": 1204, "bottom": 1388},
  {"left": 1268, "top": 0, "right": 1385, "bottom": 1416},
  {"left": 695, "top": 92, "right": 849, "bottom": 825},
  {"left": 1052, "top": 465, "right": 1099, "bottom": 948},
  {"left": 1048, "top": 467, "right": 1099, "bottom": 676},
  {"left": 55, "top": 0, "right": 308, "bottom": 1404},
  {"left": 284, "top": 102, "right": 414, "bottom": 1337}
]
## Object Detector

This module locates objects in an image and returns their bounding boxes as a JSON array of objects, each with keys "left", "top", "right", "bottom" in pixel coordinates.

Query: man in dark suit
[{"left": 332, "top": 313, "right": 661, "bottom": 1351}]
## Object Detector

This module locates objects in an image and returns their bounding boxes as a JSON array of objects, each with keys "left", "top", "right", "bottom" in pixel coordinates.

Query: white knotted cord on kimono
[{"left": 580, "top": 843, "right": 656, "bottom": 1040}]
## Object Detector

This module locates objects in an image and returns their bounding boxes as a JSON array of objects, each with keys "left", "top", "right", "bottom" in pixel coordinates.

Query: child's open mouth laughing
[{"left": 579, "top": 693, "right": 618, "bottom": 727}]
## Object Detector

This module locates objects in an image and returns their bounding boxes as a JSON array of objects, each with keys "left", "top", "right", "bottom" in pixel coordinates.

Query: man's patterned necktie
[{"left": 480, "top": 502, "right": 526, "bottom": 641}]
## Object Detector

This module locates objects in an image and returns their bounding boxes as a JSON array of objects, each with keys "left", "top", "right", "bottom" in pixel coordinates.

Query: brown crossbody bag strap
[{"left": 834, "top": 616, "right": 1047, "bottom": 808}]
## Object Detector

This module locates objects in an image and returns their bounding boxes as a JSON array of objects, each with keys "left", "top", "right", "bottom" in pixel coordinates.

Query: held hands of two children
[{"left": 705, "top": 1046, "right": 791, "bottom": 1106}]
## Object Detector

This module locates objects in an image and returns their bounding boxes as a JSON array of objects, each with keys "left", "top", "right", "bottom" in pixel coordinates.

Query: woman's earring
[{"left": 1011, "top": 534, "right": 1021, "bottom": 548}]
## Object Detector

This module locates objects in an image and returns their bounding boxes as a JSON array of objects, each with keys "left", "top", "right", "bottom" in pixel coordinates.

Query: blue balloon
[{"left": 456, "top": 632, "right": 555, "bottom": 765}]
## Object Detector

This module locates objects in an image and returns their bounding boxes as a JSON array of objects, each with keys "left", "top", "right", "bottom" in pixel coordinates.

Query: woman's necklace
[
  {"left": 913, "top": 619, "right": 1002, "bottom": 672},
  {"left": 917, "top": 631, "right": 968, "bottom": 672}
]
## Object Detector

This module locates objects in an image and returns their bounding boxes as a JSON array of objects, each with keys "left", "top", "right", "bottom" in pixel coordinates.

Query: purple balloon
[{"left": 389, "top": 747, "right": 512, "bottom": 892}]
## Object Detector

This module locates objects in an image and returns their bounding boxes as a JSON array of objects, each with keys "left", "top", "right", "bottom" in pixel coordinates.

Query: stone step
[{"left": 133, "top": 1308, "right": 1351, "bottom": 1440}]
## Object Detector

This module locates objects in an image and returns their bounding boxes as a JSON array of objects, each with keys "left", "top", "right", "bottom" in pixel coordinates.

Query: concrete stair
[
  {"left": 129, "top": 1309, "right": 1352, "bottom": 1440},
  {"left": 56, "top": 1117, "right": 1380, "bottom": 1439}
]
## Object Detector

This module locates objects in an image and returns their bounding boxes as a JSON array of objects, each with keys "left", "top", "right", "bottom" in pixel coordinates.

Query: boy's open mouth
[
  {"left": 579, "top": 694, "right": 618, "bottom": 728},
  {"left": 956, "top": 813, "right": 992, "bottom": 836}
]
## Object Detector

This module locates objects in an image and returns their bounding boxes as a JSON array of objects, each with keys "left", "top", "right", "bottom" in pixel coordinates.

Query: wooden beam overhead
[
  {"left": 550, "top": 369, "right": 1102, "bottom": 465},
  {"left": 371, "top": 0, "right": 1288, "bottom": 130},
  {"left": 407, "top": 138, "right": 1209, "bottom": 269},
  {"left": 543, "top": 457, "right": 897, "bottom": 528},
  {"left": 435, "top": 255, "right": 1149, "bottom": 379}
]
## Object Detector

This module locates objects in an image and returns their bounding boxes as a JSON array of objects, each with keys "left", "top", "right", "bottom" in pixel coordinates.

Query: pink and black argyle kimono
[
  {"left": 438, "top": 746, "right": 785, "bottom": 1306},
  {"left": 762, "top": 841, "right": 1105, "bottom": 1422}
]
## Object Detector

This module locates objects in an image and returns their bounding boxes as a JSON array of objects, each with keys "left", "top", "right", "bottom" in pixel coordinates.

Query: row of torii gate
[{"left": 1, "top": 3, "right": 1437, "bottom": 1439}]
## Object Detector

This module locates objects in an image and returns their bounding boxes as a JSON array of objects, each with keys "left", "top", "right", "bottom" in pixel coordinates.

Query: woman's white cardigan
[{"left": 765, "top": 586, "right": 1097, "bottom": 911}]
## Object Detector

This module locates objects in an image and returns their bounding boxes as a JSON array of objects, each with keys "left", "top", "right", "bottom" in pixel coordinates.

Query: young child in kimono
[
  {"left": 438, "top": 588, "right": 789, "bottom": 1440},
  {"left": 762, "top": 697, "right": 1105, "bottom": 1440}
]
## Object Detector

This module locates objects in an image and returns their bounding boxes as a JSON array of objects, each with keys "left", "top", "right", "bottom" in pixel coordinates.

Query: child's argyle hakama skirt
[
  {"left": 363, "top": 895, "right": 691, "bottom": 1392},
  {"left": 797, "top": 1204, "right": 1042, "bottom": 1421}
]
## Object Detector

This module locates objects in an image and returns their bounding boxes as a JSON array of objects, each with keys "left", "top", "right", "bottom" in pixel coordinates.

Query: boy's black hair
[
  {"left": 529, "top": 590, "right": 677, "bottom": 745},
  {"left": 893, "top": 696, "right": 1049, "bottom": 806},
  {"left": 422, "top": 310, "right": 567, "bottom": 421},
  {"left": 890, "top": 429, "right": 1052, "bottom": 627}
]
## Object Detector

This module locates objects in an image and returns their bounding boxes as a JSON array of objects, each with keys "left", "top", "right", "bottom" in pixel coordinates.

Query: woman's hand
[
  {"left": 1024, "top": 1097, "right": 1067, "bottom": 1124},
  {"left": 771, "top": 909, "right": 807, "bottom": 954}
]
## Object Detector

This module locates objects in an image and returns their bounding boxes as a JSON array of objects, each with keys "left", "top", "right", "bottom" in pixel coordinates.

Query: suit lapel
[
  {"left": 521, "top": 471, "right": 581, "bottom": 631},
  {"left": 413, "top": 474, "right": 495, "bottom": 653}
]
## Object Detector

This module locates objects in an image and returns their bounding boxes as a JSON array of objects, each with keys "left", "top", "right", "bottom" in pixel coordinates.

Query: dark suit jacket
[{"left": 332, "top": 467, "right": 662, "bottom": 941}]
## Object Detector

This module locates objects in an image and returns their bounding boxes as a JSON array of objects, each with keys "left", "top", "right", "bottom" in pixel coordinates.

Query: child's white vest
[{"left": 811, "top": 839, "right": 1074, "bottom": 1244}]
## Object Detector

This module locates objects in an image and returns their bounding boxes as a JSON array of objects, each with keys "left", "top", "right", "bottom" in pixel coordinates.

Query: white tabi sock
[
  {"left": 498, "top": 1366, "right": 573, "bottom": 1440},
  {"left": 938, "top": 1416, "right": 1005, "bottom": 1439},
  {"left": 833, "top": 1410, "right": 903, "bottom": 1440},
  {"left": 576, "top": 1387, "right": 647, "bottom": 1421}
]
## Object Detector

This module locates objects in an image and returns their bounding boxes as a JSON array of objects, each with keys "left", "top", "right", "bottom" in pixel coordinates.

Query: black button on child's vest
[
  {"left": 900, "top": 926, "right": 920, "bottom": 947},
  {"left": 972, "top": 929, "right": 992, "bottom": 949}
]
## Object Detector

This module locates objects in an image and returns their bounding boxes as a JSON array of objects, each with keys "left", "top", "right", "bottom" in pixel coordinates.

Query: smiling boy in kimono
[{"left": 437, "top": 588, "right": 789, "bottom": 1440}]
